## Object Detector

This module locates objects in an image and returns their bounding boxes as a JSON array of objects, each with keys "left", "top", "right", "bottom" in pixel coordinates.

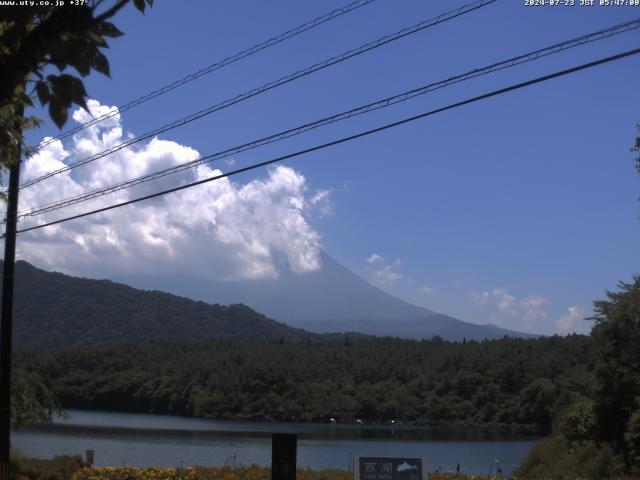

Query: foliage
[
  {"left": 428, "top": 477, "right": 499, "bottom": 480},
  {"left": 590, "top": 276, "right": 640, "bottom": 455},
  {"left": 71, "top": 466, "right": 351, "bottom": 480},
  {"left": 514, "top": 436, "right": 625, "bottom": 480},
  {"left": 10, "top": 451, "right": 85, "bottom": 480},
  {"left": 4, "top": 260, "right": 345, "bottom": 348},
  {"left": 0, "top": 0, "right": 152, "bottom": 172},
  {"left": 624, "top": 409, "right": 640, "bottom": 475},
  {"left": 557, "top": 398, "right": 596, "bottom": 445},
  {"left": 4, "top": 463, "right": 514, "bottom": 480},
  {"left": 70, "top": 466, "right": 505, "bottom": 480},
  {"left": 517, "top": 275, "right": 640, "bottom": 478},
  {"left": 10, "top": 368, "right": 64, "bottom": 427},
  {"left": 428, "top": 472, "right": 502, "bottom": 480},
  {"left": 17, "top": 335, "right": 594, "bottom": 429}
]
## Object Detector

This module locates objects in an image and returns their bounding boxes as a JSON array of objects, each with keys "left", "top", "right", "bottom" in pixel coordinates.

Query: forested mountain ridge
[
  {"left": 2, "top": 259, "right": 527, "bottom": 349},
  {"left": 17, "top": 335, "right": 594, "bottom": 430},
  {"left": 2, "top": 260, "right": 360, "bottom": 349}
]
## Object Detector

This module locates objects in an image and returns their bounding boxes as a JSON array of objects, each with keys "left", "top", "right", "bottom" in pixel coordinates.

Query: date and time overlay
[{"left": 2, "top": 0, "right": 640, "bottom": 8}]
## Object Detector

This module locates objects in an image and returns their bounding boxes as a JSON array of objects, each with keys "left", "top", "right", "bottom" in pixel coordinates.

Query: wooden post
[{"left": 271, "top": 433, "right": 296, "bottom": 480}]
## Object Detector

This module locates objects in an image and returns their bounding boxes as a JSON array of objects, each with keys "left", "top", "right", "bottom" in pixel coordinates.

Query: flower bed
[{"left": 71, "top": 466, "right": 352, "bottom": 480}]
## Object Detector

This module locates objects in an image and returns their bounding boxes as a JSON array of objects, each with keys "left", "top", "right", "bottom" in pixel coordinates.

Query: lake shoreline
[
  {"left": 50, "top": 406, "right": 544, "bottom": 435},
  {"left": 13, "top": 409, "right": 540, "bottom": 476}
]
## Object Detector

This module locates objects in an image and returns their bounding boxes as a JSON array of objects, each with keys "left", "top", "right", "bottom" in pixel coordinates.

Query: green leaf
[
  {"left": 49, "top": 41, "right": 74, "bottom": 71},
  {"left": 20, "top": 93, "right": 34, "bottom": 107},
  {"left": 35, "top": 81, "right": 50, "bottom": 106},
  {"left": 92, "top": 50, "right": 110, "bottom": 77},
  {"left": 133, "top": 0, "right": 146, "bottom": 13},
  {"left": 49, "top": 97, "right": 68, "bottom": 129},
  {"left": 50, "top": 58, "right": 68, "bottom": 72},
  {"left": 86, "top": 29, "right": 108, "bottom": 48},
  {"left": 48, "top": 74, "right": 89, "bottom": 112},
  {"left": 65, "top": 75, "right": 89, "bottom": 111},
  {"left": 70, "top": 48, "right": 92, "bottom": 77},
  {"left": 97, "top": 21, "right": 124, "bottom": 39}
]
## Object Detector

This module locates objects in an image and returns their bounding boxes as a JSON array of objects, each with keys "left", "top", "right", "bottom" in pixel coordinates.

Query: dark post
[
  {"left": 271, "top": 433, "right": 297, "bottom": 480},
  {"left": 0, "top": 104, "right": 23, "bottom": 480}
]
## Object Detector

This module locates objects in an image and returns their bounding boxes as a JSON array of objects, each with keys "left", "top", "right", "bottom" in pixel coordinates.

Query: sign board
[{"left": 353, "top": 456, "right": 427, "bottom": 480}]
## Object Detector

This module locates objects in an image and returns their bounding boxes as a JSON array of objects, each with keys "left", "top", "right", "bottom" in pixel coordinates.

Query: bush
[
  {"left": 514, "top": 436, "right": 625, "bottom": 479},
  {"left": 624, "top": 409, "right": 640, "bottom": 474},
  {"left": 71, "top": 466, "right": 352, "bottom": 480},
  {"left": 10, "top": 451, "right": 85, "bottom": 480}
]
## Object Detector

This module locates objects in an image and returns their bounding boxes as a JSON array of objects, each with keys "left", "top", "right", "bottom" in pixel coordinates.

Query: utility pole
[{"left": 0, "top": 103, "right": 24, "bottom": 480}]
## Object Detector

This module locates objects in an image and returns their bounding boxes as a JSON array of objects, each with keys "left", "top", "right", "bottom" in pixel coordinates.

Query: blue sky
[{"left": 18, "top": 0, "right": 640, "bottom": 335}]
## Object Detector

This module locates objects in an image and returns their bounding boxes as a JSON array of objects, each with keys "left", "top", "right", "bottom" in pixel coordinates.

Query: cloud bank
[
  {"left": 471, "top": 287, "right": 548, "bottom": 331},
  {"left": 555, "top": 306, "right": 585, "bottom": 335},
  {"left": 12, "top": 100, "right": 329, "bottom": 281}
]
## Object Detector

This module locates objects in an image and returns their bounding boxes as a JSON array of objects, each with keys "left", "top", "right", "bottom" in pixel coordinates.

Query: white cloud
[
  {"left": 11, "top": 100, "right": 326, "bottom": 281},
  {"left": 519, "top": 294, "right": 548, "bottom": 322},
  {"left": 308, "top": 188, "right": 334, "bottom": 217},
  {"left": 492, "top": 288, "right": 517, "bottom": 315},
  {"left": 470, "top": 291, "right": 490, "bottom": 304},
  {"left": 373, "top": 265, "right": 402, "bottom": 286},
  {"left": 471, "top": 287, "right": 548, "bottom": 331},
  {"left": 418, "top": 285, "right": 436, "bottom": 295},
  {"left": 367, "top": 253, "right": 383, "bottom": 264},
  {"left": 555, "top": 306, "right": 584, "bottom": 335},
  {"left": 366, "top": 253, "right": 403, "bottom": 286}
]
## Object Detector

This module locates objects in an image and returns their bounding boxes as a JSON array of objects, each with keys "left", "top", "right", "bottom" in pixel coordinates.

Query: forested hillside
[
  {"left": 17, "top": 335, "right": 593, "bottom": 430},
  {"left": 3, "top": 260, "right": 356, "bottom": 348}
]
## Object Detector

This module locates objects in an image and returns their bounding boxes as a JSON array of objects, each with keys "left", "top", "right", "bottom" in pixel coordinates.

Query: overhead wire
[
  {"left": 20, "top": 0, "right": 498, "bottom": 190},
  {"left": 13, "top": 46, "right": 640, "bottom": 236},
  {"left": 36, "top": 0, "right": 378, "bottom": 149},
  {"left": 18, "top": 17, "right": 640, "bottom": 218}
]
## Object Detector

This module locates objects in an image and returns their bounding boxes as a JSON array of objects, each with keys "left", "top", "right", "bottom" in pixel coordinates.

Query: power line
[
  {"left": 18, "top": 17, "right": 640, "bottom": 218},
  {"left": 35, "top": 0, "right": 378, "bottom": 150},
  {"left": 20, "top": 0, "right": 498, "bottom": 190},
  {"left": 13, "top": 46, "right": 640, "bottom": 236}
]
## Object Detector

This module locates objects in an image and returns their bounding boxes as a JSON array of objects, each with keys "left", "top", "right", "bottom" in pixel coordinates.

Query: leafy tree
[
  {"left": 590, "top": 276, "right": 640, "bottom": 453},
  {"left": 515, "top": 436, "right": 624, "bottom": 480},
  {"left": 15, "top": 335, "right": 595, "bottom": 429},
  {"left": 624, "top": 409, "right": 640, "bottom": 475},
  {"left": 558, "top": 398, "right": 596, "bottom": 445},
  {"left": 519, "top": 377, "right": 556, "bottom": 430},
  {"left": 0, "top": 0, "right": 153, "bottom": 172},
  {"left": 10, "top": 369, "right": 63, "bottom": 427}
]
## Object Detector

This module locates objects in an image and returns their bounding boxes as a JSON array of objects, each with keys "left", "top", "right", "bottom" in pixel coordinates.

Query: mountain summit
[{"left": 117, "top": 252, "right": 533, "bottom": 341}]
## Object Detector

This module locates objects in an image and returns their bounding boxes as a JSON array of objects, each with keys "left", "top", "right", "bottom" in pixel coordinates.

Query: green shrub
[
  {"left": 9, "top": 451, "right": 85, "bottom": 480},
  {"left": 514, "top": 436, "right": 625, "bottom": 479}
]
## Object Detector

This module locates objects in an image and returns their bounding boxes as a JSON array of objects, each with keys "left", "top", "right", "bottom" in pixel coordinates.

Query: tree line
[{"left": 16, "top": 334, "right": 594, "bottom": 432}]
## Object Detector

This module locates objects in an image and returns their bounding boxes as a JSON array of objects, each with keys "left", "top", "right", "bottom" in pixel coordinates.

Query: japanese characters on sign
[{"left": 354, "top": 457, "right": 426, "bottom": 480}]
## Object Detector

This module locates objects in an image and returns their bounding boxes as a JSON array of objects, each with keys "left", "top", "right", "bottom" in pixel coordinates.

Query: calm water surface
[{"left": 13, "top": 410, "right": 539, "bottom": 476}]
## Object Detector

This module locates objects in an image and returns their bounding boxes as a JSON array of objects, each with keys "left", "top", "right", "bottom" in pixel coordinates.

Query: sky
[{"left": 10, "top": 0, "right": 640, "bottom": 336}]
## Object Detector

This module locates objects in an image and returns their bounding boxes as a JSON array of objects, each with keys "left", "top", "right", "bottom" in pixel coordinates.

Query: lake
[{"left": 13, "top": 410, "right": 540, "bottom": 476}]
